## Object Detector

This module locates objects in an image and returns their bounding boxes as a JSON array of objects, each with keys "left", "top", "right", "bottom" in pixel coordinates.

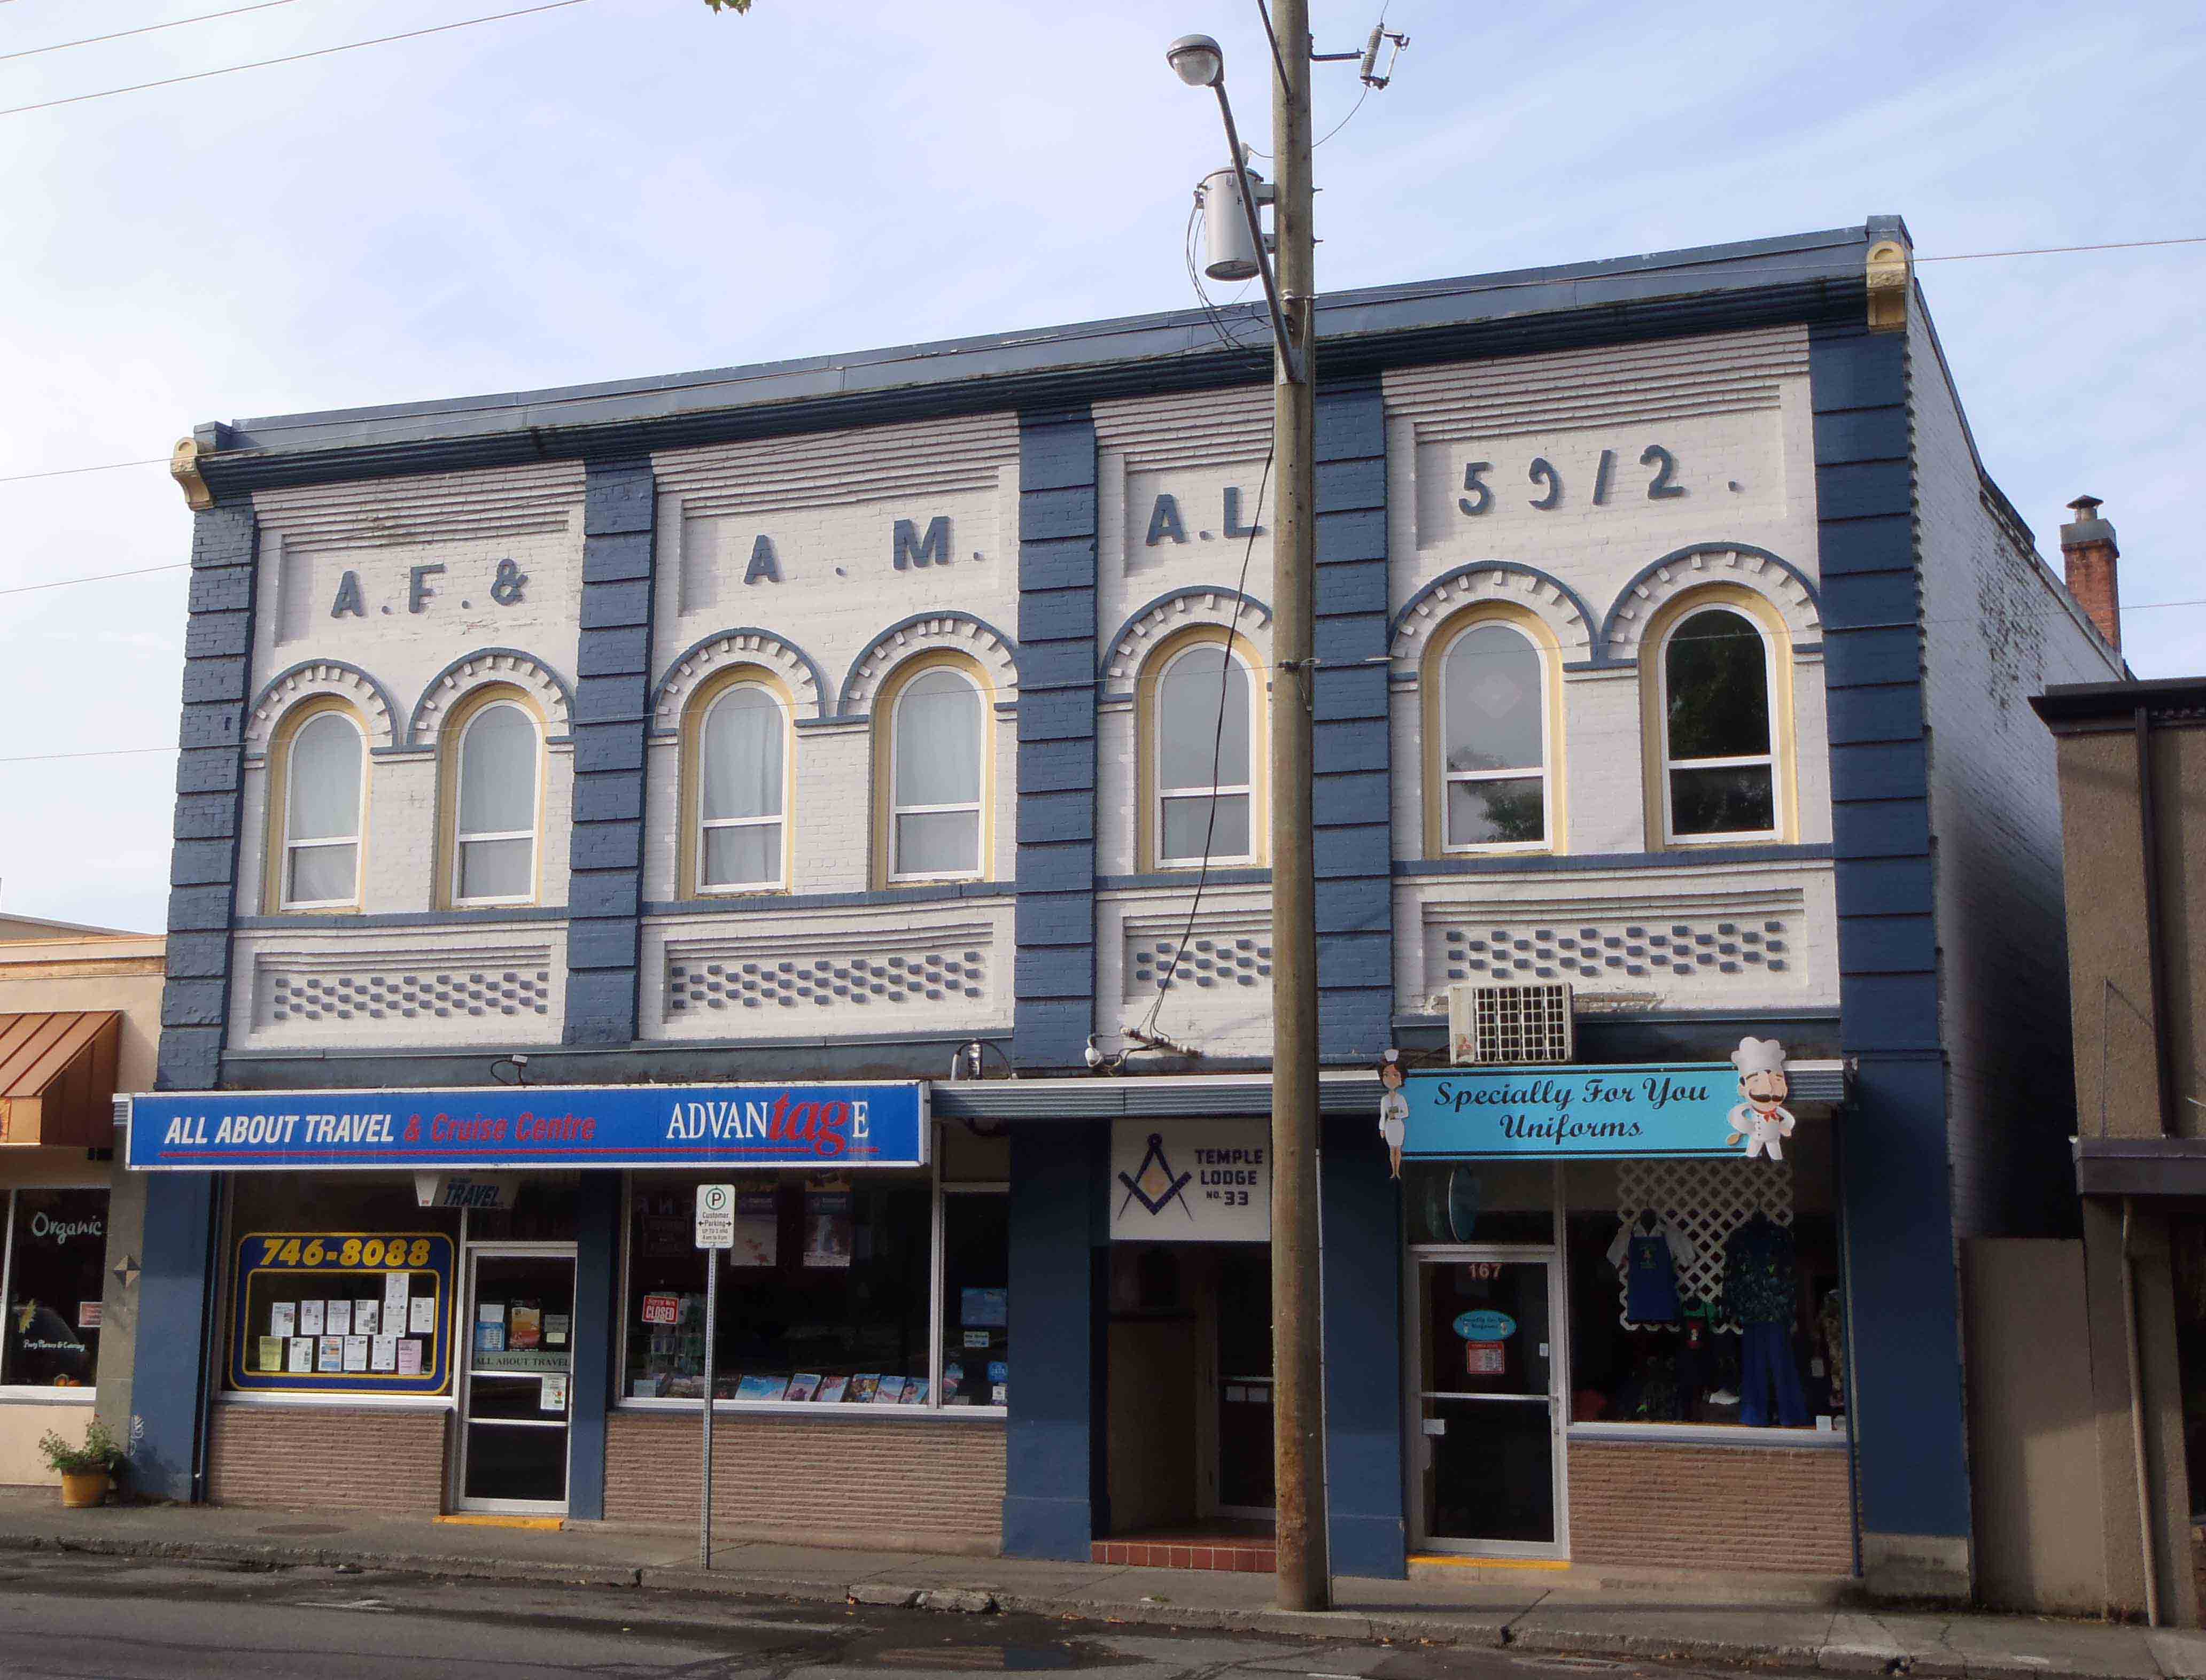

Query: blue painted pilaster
[
  {"left": 563, "top": 460, "right": 657, "bottom": 1045},
  {"left": 1321, "top": 1113, "right": 1407, "bottom": 1576},
  {"left": 1811, "top": 313, "right": 1972, "bottom": 1572},
  {"left": 1013, "top": 408, "right": 1098, "bottom": 1072},
  {"left": 567, "top": 1170, "right": 620, "bottom": 1519},
  {"left": 1312, "top": 377, "right": 1394, "bottom": 1063},
  {"left": 1003, "top": 1119, "right": 1107, "bottom": 1557}
]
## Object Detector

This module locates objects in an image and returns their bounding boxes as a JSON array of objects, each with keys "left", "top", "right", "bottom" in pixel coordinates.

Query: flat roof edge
[{"left": 193, "top": 223, "right": 1875, "bottom": 493}]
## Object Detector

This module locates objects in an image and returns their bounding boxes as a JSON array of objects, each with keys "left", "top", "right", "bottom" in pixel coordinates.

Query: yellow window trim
[
  {"left": 435, "top": 683, "right": 549, "bottom": 912},
  {"left": 677, "top": 664, "right": 796, "bottom": 900},
  {"left": 1134, "top": 623, "right": 1270, "bottom": 875},
  {"left": 1638, "top": 583, "right": 1799, "bottom": 850},
  {"left": 262, "top": 695, "right": 370, "bottom": 916},
  {"left": 1420, "top": 601, "right": 1566, "bottom": 860},
  {"left": 871, "top": 649, "right": 998, "bottom": 891}
]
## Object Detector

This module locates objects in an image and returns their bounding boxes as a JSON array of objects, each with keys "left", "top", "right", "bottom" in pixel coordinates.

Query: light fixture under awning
[{"left": 0, "top": 1011, "right": 121, "bottom": 1148}]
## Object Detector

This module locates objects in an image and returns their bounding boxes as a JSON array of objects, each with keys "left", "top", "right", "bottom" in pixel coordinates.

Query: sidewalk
[{"left": 0, "top": 1490, "right": 2198, "bottom": 1680}]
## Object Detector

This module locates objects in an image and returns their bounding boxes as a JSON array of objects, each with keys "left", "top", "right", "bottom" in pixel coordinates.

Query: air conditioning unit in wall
[{"left": 1447, "top": 981, "right": 1573, "bottom": 1065}]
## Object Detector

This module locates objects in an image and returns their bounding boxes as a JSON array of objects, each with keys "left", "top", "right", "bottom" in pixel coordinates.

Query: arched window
[
  {"left": 889, "top": 665, "right": 984, "bottom": 881},
  {"left": 696, "top": 681, "right": 787, "bottom": 891},
  {"left": 1155, "top": 641, "right": 1254, "bottom": 865},
  {"left": 1437, "top": 620, "right": 1548, "bottom": 850},
  {"left": 1660, "top": 605, "right": 1777, "bottom": 841},
  {"left": 279, "top": 709, "right": 363, "bottom": 908},
  {"left": 452, "top": 699, "right": 541, "bottom": 904}
]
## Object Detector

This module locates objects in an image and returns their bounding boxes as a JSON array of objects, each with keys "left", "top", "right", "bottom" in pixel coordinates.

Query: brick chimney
[{"left": 2061, "top": 495, "right": 2121, "bottom": 651}]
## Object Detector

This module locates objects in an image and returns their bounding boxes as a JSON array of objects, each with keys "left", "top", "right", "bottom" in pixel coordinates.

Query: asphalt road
[{"left": 0, "top": 1551, "right": 1774, "bottom": 1680}]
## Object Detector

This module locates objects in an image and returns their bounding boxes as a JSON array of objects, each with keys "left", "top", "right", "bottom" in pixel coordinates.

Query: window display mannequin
[
  {"left": 1722, "top": 1211, "right": 1807, "bottom": 1427},
  {"left": 1606, "top": 1210, "right": 1697, "bottom": 1325}
]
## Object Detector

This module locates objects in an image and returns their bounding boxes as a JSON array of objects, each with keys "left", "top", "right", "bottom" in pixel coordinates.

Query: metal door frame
[
  {"left": 1404, "top": 1243, "right": 1571, "bottom": 1559},
  {"left": 453, "top": 1241, "right": 578, "bottom": 1515}
]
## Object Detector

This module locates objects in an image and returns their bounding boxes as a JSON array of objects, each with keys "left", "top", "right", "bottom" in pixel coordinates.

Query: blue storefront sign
[
  {"left": 1401, "top": 1064, "right": 1744, "bottom": 1160},
  {"left": 125, "top": 1082, "right": 929, "bottom": 1171}
]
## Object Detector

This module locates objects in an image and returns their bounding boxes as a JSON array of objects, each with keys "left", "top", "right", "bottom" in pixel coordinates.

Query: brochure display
[{"left": 229, "top": 1231, "right": 452, "bottom": 1395}]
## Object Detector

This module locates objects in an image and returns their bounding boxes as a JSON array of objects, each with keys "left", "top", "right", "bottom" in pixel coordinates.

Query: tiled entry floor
[{"left": 1092, "top": 1519, "right": 1276, "bottom": 1573}]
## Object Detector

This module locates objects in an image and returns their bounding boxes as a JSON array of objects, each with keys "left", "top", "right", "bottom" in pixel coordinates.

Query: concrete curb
[{"left": 0, "top": 1527, "right": 2173, "bottom": 1680}]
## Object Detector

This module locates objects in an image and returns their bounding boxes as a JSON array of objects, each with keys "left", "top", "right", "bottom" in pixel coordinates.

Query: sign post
[{"left": 694, "top": 1183, "right": 734, "bottom": 1569}]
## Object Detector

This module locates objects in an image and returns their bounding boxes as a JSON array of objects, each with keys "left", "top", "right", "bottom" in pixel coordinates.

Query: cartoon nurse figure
[
  {"left": 1727, "top": 1037, "right": 1796, "bottom": 1160},
  {"left": 1378, "top": 1051, "right": 1410, "bottom": 1180}
]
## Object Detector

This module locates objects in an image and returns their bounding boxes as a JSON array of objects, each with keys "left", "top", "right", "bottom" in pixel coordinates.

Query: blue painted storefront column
[
  {"left": 1811, "top": 304, "right": 1972, "bottom": 1590},
  {"left": 568, "top": 1171, "right": 621, "bottom": 1520},
  {"left": 131, "top": 1173, "right": 220, "bottom": 1501},
  {"left": 1321, "top": 1115, "right": 1407, "bottom": 1577},
  {"left": 1003, "top": 1121, "right": 1108, "bottom": 1557}
]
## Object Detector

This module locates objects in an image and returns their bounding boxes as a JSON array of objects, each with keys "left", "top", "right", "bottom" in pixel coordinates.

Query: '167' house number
[{"left": 1458, "top": 444, "right": 1701, "bottom": 515}]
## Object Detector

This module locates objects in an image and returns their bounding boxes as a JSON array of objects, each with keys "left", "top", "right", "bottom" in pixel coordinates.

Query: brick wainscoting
[
  {"left": 1566, "top": 1441, "right": 1854, "bottom": 1573},
  {"left": 208, "top": 1405, "right": 450, "bottom": 1512},
  {"left": 605, "top": 1412, "right": 1006, "bottom": 1554}
]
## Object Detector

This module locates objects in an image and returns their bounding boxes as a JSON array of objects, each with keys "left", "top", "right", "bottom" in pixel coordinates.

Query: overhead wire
[
  {"left": 0, "top": 0, "right": 307, "bottom": 66},
  {"left": 0, "top": 0, "right": 595, "bottom": 118}
]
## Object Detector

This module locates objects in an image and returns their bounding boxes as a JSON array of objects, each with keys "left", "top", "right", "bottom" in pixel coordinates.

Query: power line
[
  {"left": 1917, "top": 236, "right": 2206, "bottom": 264},
  {"left": 0, "top": 458, "right": 169, "bottom": 485},
  {"left": 0, "top": 746, "right": 176, "bottom": 766},
  {"left": 0, "top": 0, "right": 306, "bottom": 65},
  {"left": 0, "top": 0, "right": 595, "bottom": 119},
  {"left": 0, "top": 562, "right": 187, "bottom": 597}
]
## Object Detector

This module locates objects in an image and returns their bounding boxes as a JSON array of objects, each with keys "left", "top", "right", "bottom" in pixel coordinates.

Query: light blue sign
[
  {"left": 1402, "top": 1064, "right": 1739, "bottom": 1160},
  {"left": 126, "top": 1083, "right": 929, "bottom": 1172},
  {"left": 1453, "top": 1310, "right": 1517, "bottom": 1341}
]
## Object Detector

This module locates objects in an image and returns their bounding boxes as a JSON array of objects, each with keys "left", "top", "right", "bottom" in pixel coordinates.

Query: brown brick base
[
  {"left": 605, "top": 1411, "right": 1005, "bottom": 1554},
  {"left": 208, "top": 1404, "right": 450, "bottom": 1514},
  {"left": 1566, "top": 1440, "right": 1853, "bottom": 1573}
]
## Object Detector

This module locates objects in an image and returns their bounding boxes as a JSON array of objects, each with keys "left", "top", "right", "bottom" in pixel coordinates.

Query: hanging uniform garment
[
  {"left": 1722, "top": 1214, "right": 1807, "bottom": 1427},
  {"left": 1606, "top": 1215, "right": 1698, "bottom": 1324}
]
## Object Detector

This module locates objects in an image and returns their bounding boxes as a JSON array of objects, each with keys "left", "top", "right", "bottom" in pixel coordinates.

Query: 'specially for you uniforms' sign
[{"left": 123, "top": 1083, "right": 928, "bottom": 1171}]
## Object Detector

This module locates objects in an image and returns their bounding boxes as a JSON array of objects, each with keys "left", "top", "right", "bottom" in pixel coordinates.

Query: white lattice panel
[{"left": 1614, "top": 1155, "right": 1792, "bottom": 1331}]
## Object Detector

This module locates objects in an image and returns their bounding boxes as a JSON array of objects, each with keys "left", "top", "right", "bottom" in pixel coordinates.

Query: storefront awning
[
  {"left": 2072, "top": 1135, "right": 2206, "bottom": 1197},
  {"left": 0, "top": 1010, "right": 121, "bottom": 1148}
]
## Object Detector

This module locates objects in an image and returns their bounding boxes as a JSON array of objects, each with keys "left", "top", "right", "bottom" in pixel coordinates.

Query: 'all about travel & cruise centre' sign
[
  {"left": 1400, "top": 1065, "right": 1744, "bottom": 1160},
  {"left": 123, "top": 1083, "right": 928, "bottom": 1172}
]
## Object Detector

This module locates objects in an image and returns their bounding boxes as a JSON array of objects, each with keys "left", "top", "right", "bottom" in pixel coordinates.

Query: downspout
[
  {"left": 2136, "top": 706, "right": 2177, "bottom": 1139},
  {"left": 2118, "top": 1196, "right": 2161, "bottom": 1627}
]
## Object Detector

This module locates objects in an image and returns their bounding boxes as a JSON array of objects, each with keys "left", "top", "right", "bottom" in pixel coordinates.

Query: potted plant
[{"left": 38, "top": 1420, "right": 125, "bottom": 1508}]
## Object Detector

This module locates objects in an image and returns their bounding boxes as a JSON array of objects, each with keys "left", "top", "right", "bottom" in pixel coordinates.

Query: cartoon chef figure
[
  {"left": 1727, "top": 1036, "right": 1796, "bottom": 1160},
  {"left": 1378, "top": 1052, "right": 1410, "bottom": 1180}
]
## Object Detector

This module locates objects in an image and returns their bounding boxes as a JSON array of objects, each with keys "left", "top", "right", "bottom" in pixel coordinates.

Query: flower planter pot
[{"left": 58, "top": 1471, "right": 108, "bottom": 1509}]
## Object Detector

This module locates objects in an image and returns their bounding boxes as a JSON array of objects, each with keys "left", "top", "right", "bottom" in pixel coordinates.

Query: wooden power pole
[{"left": 1265, "top": 0, "right": 1330, "bottom": 1615}]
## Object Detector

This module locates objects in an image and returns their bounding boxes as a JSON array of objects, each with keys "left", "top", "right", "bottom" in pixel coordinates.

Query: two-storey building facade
[{"left": 124, "top": 219, "right": 2117, "bottom": 1602}]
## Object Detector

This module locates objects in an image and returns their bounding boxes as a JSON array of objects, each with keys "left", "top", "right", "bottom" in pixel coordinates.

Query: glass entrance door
[
  {"left": 1411, "top": 1255, "right": 1564, "bottom": 1555},
  {"left": 457, "top": 1247, "right": 576, "bottom": 1512}
]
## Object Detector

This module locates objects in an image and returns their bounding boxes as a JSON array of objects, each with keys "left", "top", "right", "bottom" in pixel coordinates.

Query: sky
[{"left": 1, "top": 0, "right": 2200, "bottom": 934}]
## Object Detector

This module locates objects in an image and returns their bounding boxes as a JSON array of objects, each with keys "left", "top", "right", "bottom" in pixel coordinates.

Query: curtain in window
[
  {"left": 456, "top": 702, "right": 539, "bottom": 900},
  {"left": 284, "top": 711, "right": 361, "bottom": 905},
  {"left": 892, "top": 668, "right": 983, "bottom": 876},
  {"left": 1440, "top": 623, "right": 1545, "bottom": 846},
  {"left": 1664, "top": 608, "right": 1775, "bottom": 836},
  {"left": 700, "top": 685, "right": 785, "bottom": 888},
  {"left": 1158, "top": 645, "right": 1252, "bottom": 861}
]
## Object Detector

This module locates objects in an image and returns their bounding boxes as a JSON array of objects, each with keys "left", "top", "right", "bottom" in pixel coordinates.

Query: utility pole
[{"left": 1265, "top": 0, "right": 1330, "bottom": 1615}]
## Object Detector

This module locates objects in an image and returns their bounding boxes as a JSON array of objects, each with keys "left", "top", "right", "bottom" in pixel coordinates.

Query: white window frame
[
  {"left": 1437, "top": 619, "right": 1550, "bottom": 855},
  {"left": 452, "top": 700, "right": 541, "bottom": 907},
  {"left": 278, "top": 709, "right": 364, "bottom": 911},
  {"left": 1657, "top": 604, "right": 1781, "bottom": 846},
  {"left": 0, "top": 1184, "right": 106, "bottom": 1404},
  {"left": 696, "top": 682, "right": 789, "bottom": 895},
  {"left": 888, "top": 667, "right": 985, "bottom": 884},
  {"left": 1153, "top": 640, "right": 1256, "bottom": 868},
  {"left": 611, "top": 1158, "right": 1009, "bottom": 1420}
]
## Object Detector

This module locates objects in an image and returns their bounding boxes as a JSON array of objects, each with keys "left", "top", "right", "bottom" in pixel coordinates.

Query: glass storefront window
[
  {"left": 623, "top": 1169, "right": 1008, "bottom": 1412},
  {"left": 2, "top": 1188, "right": 108, "bottom": 1389},
  {"left": 1403, "top": 1161, "right": 1555, "bottom": 1246}
]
